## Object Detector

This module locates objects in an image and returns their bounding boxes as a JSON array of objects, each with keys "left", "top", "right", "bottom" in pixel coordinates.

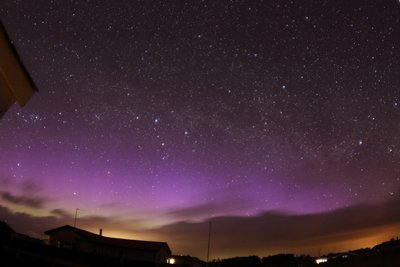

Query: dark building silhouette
[
  {"left": 372, "top": 237, "right": 400, "bottom": 251},
  {"left": 166, "top": 255, "right": 205, "bottom": 267},
  {"left": 208, "top": 256, "right": 262, "bottom": 267},
  {"left": 262, "top": 254, "right": 315, "bottom": 267},
  {"left": 0, "top": 21, "right": 37, "bottom": 118},
  {"left": 45, "top": 225, "right": 171, "bottom": 265},
  {"left": 0, "top": 221, "right": 15, "bottom": 242}
]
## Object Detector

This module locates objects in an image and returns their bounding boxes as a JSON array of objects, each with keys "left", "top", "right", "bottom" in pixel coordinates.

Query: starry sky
[{"left": 1, "top": 0, "right": 400, "bottom": 260}]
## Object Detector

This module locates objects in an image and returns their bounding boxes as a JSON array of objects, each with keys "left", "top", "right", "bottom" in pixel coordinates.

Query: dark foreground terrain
[
  {"left": 207, "top": 239, "right": 400, "bottom": 267},
  {"left": 2, "top": 222, "right": 400, "bottom": 267},
  {"left": 0, "top": 237, "right": 164, "bottom": 267},
  {"left": 3, "top": 238, "right": 400, "bottom": 267}
]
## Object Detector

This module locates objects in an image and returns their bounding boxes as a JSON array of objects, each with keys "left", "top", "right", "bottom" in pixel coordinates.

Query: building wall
[
  {"left": 48, "top": 229, "right": 83, "bottom": 250},
  {"left": 155, "top": 246, "right": 171, "bottom": 264},
  {"left": 47, "top": 229, "right": 170, "bottom": 264}
]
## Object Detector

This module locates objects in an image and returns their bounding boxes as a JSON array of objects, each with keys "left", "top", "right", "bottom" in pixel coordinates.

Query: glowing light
[
  {"left": 167, "top": 258, "right": 176, "bottom": 264},
  {"left": 315, "top": 257, "right": 327, "bottom": 264}
]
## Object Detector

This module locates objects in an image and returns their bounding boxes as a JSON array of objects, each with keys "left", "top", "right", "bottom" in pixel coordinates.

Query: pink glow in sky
[{"left": 1, "top": 0, "right": 400, "bottom": 260}]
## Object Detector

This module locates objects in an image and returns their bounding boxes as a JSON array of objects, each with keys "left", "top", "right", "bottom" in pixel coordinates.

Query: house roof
[
  {"left": 0, "top": 221, "right": 15, "bottom": 233},
  {"left": 0, "top": 20, "right": 37, "bottom": 117},
  {"left": 45, "top": 225, "right": 171, "bottom": 253}
]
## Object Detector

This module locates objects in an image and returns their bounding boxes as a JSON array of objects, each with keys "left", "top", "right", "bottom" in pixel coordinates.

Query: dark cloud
[
  {"left": 150, "top": 198, "right": 400, "bottom": 259},
  {"left": 0, "top": 175, "right": 42, "bottom": 194},
  {"left": 166, "top": 203, "right": 221, "bottom": 220},
  {"left": 100, "top": 202, "right": 125, "bottom": 209},
  {"left": 168, "top": 190, "right": 261, "bottom": 221},
  {"left": 20, "top": 180, "right": 41, "bottom": 193},
  {"left": 0, "top": 191, "right": 46, "bottom": 208},
  {"left": 0, "top": 205, "right": 62, "bottom": 237},
  {"left": 0, "top": 205, "right": 127, "bottom": 238},
  {"left": 50, "top": 208, "right": 70, "bottom": 218},
  {"left": 80, "top": 215, "right": 115, "bottom": 225},
  {"left": 3, "top": 198, "right": 400, "bottom": 260},
  {"left": 0, "top": 178, "right": 45, "bottom": 209}
]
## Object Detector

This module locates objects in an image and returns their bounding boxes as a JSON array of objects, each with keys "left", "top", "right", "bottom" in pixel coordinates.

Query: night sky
[{"left": 1, "top": 0, "right": 400, "bottom": 259}]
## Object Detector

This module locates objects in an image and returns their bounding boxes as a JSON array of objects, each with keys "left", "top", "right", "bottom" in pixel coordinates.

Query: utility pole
[
  {"left": 206, "top": 221, "right": 212, "bottom": 265},
  {"left": 74, "top": 208, "right": 79, "bottom": 227}
]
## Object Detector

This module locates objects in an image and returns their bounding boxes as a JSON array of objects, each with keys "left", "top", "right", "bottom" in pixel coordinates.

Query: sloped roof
[
  {"left": 0, "top": 221, "right": 15, "bottom": 233},
  {"left": 45, "top": 225, "right": 170, "bottom": 253},
  {"left": 0, "top": 20, "right": 37, "bottom": 117}
]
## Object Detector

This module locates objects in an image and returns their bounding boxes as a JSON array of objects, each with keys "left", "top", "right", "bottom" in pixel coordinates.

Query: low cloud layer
[
  {"left": 0, "top": 175, "right": 46, "bottom": 209},
  {"left": 149, "top": 197, "right": 400, "bottom": 258},
  {"left": 0, "top": 175, "right": 42, "bottom": 193},
  {"left": 0, "top": 205, "right": 145, "bottom": 239},
  {"left": 0, "top": 206, "right": 63, "bottom": 237},
  {"left": 2, "top": 198, "right": 400, "bottom": 259},
  {"left": 0, "top": 191, "right": 46, "bottom": 208}
]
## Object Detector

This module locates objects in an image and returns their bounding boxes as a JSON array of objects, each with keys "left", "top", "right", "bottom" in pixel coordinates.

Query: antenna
[
  {"left": 207, "top": 221, "right": 212, "bottom": 265},
  {"left": 74, "top": 208, "right": 79, "bottom": 227}
]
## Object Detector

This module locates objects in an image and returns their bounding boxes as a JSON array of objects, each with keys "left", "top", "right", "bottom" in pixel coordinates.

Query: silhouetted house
[
  {"left": 167, "top": 255, "right": 206, "bottom": 267},
  {"left": 263, "top": 254, "right": 315, "bottom": 267},
  {"left": 373, "top": 237, "right": 400, "bottom": 251},
  {"left": 0, "top": 221, "right": 15, "bottom": 242},
  {"left": 0, "top": 21, "right": 37, "bottom": 118},
  {"left": 44, "top": 225, "right": 171, "bottom": 265}
]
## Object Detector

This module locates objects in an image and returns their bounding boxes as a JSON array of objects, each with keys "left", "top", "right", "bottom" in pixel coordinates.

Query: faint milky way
[{"left": 0, "top": 0, "right": 400, "bottom": 259}]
